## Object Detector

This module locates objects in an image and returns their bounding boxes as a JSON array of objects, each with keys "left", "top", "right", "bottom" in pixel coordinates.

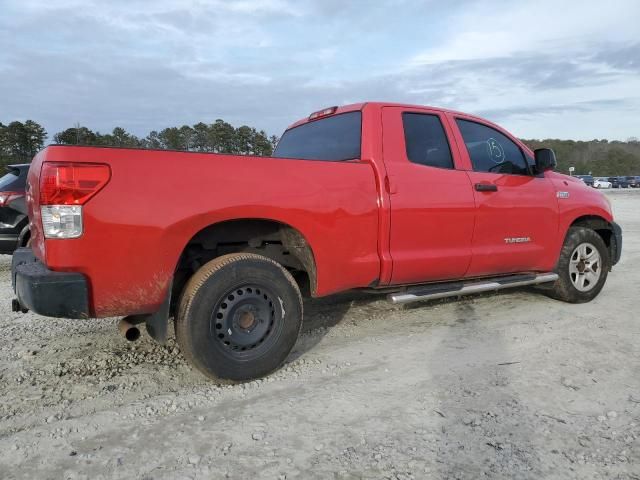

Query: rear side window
[
  {"left": 402, "top": 113, "right": 453, "bottom": 169},
  {"left": 456, "top": 119, "right": 529, "bottom": 175},
  {"left": 274, "top": 111, "right": 361, "bottom": 161}
]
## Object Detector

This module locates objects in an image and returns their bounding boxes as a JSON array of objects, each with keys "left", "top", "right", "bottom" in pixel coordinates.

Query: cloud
[
  {"left": 409, "top": 0, "right": 640, "bottom": 64},
  {"left": 591, "top": 42, "right": 640, "bottom": 72},
  {"left": 0, "top": 0, "right": 638, "bottom": 141}
]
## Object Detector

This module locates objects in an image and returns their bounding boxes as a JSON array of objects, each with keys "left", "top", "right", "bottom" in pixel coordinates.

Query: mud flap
[
  {"left": 144, "top": 283, "right": 172, "bottom": 344},
  {"left": 611, "top": 221, "right": 622, "bottom": 266}
]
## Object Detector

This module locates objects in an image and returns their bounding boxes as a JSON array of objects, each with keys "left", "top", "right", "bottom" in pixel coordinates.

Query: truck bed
[{"left": 27, "top": 146, "right": 382, "bottom": 316}]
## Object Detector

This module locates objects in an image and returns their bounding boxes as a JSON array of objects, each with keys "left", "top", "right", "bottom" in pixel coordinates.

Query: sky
[{"left": 1, "top": 0, "right": 639, "bottom": 141}]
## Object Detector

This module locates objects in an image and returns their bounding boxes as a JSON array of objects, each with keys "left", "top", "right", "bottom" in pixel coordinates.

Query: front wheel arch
[{"left": 564, "top": 215, "right": 616, "bottom": 267}]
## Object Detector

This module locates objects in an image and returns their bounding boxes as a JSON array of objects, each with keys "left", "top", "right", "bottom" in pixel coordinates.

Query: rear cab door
[
  {"left": 381, "top": 106, "right": 476, "bottom": 284},
  {"left": 445, "top": 113, "right": 559, "bottom": 276}
]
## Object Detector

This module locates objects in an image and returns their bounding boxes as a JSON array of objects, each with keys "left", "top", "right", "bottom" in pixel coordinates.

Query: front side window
[
  {"left": 402, "top": 113, "right": 453, "bottom": 169},
  {"left": 456, "top": 119, "right": 529, "bottom": 175},
  {"left": 273, "top": 111, "right": 361, "bottom": 161}
]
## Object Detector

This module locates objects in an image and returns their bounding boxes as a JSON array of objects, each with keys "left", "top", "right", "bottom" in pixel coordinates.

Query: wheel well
[
  {"left": 173, "top": 219, "right": 317, "bottom": 307},
  {"left": 570, "top": 215, "right": 613, "bottom": 248},
  {"left": 18, "top": 225, "right": 30, "bottom": 247}
]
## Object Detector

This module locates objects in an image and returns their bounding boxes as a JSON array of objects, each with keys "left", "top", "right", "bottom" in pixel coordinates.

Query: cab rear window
[
  {"left": 274, "top": 112, "right": 361, "bottom": 161},
  {"left": 402, "top": 113, "right": 453, "bottom": 169}
]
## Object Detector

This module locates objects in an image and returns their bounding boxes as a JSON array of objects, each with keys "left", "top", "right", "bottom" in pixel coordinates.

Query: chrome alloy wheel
[{"left": 569, "top": 242, "right": 602, "bottom": 292}]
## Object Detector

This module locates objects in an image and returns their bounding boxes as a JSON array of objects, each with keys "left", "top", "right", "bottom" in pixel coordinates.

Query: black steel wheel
[
  {"left": 176, "top": 253, "right": 303, "bottom": 382},
  {"left": 212, "top": 284, "right": 280, "bottom": 358}
]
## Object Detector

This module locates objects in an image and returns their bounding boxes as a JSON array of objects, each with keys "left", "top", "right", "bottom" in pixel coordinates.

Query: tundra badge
[{"left": 504, "top": 237, "right": 531, "bottom": 244}]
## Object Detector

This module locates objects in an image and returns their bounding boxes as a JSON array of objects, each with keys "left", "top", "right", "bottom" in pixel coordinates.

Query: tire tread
[
  {"left": 175, "top": 253, "right": 302, "bottom": 382},
  {"left": 548, "top": 227, "right": 610, "bottom": 303}
]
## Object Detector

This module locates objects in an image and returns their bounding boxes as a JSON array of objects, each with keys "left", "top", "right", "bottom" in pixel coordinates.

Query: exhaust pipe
[{"left": 118, "top": 317, "right": 143, "bottom": 342}]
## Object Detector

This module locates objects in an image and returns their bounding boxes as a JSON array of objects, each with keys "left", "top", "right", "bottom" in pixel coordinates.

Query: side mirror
[{"left": 534, "top": 148, "right": 557, "bottom": 173}]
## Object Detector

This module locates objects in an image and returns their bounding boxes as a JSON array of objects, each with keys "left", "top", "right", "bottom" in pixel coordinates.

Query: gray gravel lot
[{"left": 0, "top": 189, "right": 639, "bottom": 479}]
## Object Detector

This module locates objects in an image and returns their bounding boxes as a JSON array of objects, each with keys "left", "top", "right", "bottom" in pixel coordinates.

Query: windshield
[{"left": 273, "top": 111, "right": 362, "bottom": 161}]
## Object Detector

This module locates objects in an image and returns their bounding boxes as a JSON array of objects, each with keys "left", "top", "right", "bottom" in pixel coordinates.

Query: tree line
[
  {"left": 1, "top": 119, "right": 639, "bottom": 176},
  {"left": 522, "top": 138, "right": 640, "bottom": 176},
  {"left": 0, "top": 120, "right": 47, "bottom": 164},
  {"left": 53, "top": 120, "right": 277, "bottom": 156},
  {"left": 1, "top": 119, "right": 277, "bottom": 167}
]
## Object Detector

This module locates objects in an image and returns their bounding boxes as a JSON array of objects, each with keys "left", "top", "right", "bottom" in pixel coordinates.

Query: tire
[
  {"left": 176, "top": 253, "right": 303, "bottom": 382},
  {"left": 547, "top": 227, "right": 610, "bottom": 303}
]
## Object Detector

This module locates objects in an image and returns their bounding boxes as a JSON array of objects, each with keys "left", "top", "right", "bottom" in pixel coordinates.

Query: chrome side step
[{"left": 388, "top": 272, "right": 558, "bottom": 305}]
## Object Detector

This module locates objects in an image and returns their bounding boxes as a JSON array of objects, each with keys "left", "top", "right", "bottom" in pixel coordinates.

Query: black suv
[
  {"left": 626, "top": 176, "right": 640, "bottom": 188},
  {"left": 0, "top": 164, "right": 30, "bottom": 254},
  {"left": 609, "top": 176, "right": 629, "bottom": 188},
  {"left": 575, "top": 174, "right": 594, "bottom": 187}
]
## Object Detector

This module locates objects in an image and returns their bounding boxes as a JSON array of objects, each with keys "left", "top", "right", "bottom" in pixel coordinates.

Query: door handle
[{"left": 475, "top": 183, "right": 498, "bottom": 192}]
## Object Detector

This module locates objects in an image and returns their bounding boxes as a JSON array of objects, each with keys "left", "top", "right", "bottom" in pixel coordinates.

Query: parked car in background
[
  {"left": 609, "top": 176, "right": 629, "bottom": 188},
  {"left": 575, "top": 175, "right": 594, "bottom": 187},
  {"left": 594, "top": 178, "right": 612, "bottom": 189},
  {"left": 626, "top": 176, "right": 640, "bottom": 188},
  {"left": 0, "top": 164, "right": 30, "bottom": 254}
]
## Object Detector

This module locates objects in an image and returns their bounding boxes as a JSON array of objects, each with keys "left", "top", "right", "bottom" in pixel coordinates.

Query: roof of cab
[{"left": 285, "top": 102, "right": 489, "bottom": 131}]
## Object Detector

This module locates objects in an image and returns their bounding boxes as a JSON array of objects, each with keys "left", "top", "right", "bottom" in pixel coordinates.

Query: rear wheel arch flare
[{"left": 176, "top": 218, "right": 318, "bottom": 297}]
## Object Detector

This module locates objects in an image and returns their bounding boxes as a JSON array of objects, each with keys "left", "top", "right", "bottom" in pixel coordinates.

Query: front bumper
[
  {"left": 611, "top": 221, "right": 622, "bottom": 266},
  {"left": 11, "top": 247, "right": 90, "bottom": 318}
]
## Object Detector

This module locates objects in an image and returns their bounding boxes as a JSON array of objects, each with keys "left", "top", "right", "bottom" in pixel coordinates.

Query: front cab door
[{"left": 448, "top": 115, "right": 558, "bottom": 277}]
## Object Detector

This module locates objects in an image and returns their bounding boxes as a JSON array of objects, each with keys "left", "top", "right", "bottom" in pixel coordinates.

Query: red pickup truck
[{"left": 12, "top": 103, "right": 622, "bottom": 381}]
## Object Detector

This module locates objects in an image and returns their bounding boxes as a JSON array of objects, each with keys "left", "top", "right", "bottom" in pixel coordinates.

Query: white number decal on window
[{"left": 486, "top": 138, "right": 505, "bottom": 164}]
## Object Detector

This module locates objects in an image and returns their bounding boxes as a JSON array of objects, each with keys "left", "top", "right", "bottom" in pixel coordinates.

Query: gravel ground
[{"left": 0, "top": 189, "right": 639, "bottom": 480}]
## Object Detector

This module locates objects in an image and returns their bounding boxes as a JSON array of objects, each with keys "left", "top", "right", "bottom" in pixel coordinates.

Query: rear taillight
[
  {"left": 0, "top": 192, "right": 23, "bottom": 207},
  {"left": 40, "top": 162, "right": 111, "bottom": 206},
  {"left": 39, "top": 162, "right": 110, "bottom": 239}
]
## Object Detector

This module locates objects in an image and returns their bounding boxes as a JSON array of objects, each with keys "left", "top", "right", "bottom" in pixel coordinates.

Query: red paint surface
[{"left": 27, "top": 103, "right": 615, "bottom": 317}]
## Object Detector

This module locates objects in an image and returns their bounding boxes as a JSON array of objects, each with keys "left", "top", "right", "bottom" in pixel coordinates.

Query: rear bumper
[
  {"left": 611, "top": 221, "right": 622, "bottom": 266},
  {"left": 11, "top": 248, "right": 90, "bottom": 318}
]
